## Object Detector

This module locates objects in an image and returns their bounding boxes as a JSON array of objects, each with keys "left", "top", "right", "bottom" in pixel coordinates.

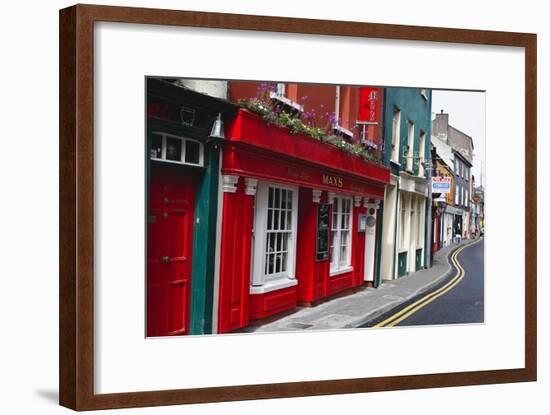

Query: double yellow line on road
[{"left": 374, "top": 237, "right": 484, "bottom": 328}]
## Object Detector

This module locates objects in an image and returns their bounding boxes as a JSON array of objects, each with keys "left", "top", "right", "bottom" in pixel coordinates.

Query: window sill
[
  {"left": 250, "top": 277, "right": 298, "bottom": 295},
  {"left": 329, "top": 265, "right": 354, "bottom": 277}
]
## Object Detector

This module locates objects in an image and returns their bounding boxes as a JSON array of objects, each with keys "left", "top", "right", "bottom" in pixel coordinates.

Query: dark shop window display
[{"left": 316, "top": 203, "right": 331, "bottom": 261}]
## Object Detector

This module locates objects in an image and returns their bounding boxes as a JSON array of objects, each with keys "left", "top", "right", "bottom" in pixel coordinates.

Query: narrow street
[{"left": 367, "top": 238, "right": 484, "bottom": 328}]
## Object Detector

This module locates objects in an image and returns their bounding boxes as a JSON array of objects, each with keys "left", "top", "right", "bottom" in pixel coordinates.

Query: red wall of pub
[
  {"left": 296, "top": 190, "right": 368, "bottom": 305},
  {"left": 216, "top": 84, "right": 388, "bottom": 333},
  {"left": 229, "top": 81, "right": 380, "bottom": 144},
  {"left": 217, "top": 179, "right": 254, "bottom": 333}
]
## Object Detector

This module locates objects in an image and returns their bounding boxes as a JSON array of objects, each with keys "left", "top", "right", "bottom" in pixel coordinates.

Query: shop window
[
  {"left": 166, "top": 137, "right": 182, "bottom": 162},
  {"left": 150, "top": 132, "right": 204, "bottom": 167},
  {"left": 251, "top": 183, "right": 298, "bottom": 288},
  {"left": 185, "top": 140, "right": 201, "bottom": 164},
  {"left": 410, "top": 197, "right": 416, "bottom": 247},
  {"left": 399, "top": 194, "right": 407, "bottom": 251},
  {"left": 330, "top": 196, "right": 353, "bottom": 274},
  {"left": 151, "top": 133, "right": 163, "bottom": 159},
  {"left": 416, "top": 197, "right": 423, "bottom": 246}
]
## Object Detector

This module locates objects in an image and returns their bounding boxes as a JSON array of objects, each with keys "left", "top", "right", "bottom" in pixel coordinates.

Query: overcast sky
[{"left": 431, "top": 90, "right": 486, "bottom": 187}]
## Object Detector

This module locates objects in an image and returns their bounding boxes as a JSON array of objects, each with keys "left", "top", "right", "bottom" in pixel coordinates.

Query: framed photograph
[{"left": 59, "top": 4, "right": 537, "bottom": 411}]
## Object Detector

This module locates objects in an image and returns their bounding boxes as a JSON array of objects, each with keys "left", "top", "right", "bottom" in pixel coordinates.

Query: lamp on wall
[
  {"left": 210, "top": 113, "right": 225, "bottom": 139},
  {"left": 207, "top": 113, "right": 225, "bottom": 149}
]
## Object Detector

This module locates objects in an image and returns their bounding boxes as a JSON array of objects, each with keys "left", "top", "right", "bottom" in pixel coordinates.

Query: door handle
[{"left": 162, "top": 255, "right": 170, "bottom": 264}]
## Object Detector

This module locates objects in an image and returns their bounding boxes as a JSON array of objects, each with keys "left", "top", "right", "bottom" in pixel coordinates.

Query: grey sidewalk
[{"left": 245, "top": 239, "right": 474, "bottom": 333}]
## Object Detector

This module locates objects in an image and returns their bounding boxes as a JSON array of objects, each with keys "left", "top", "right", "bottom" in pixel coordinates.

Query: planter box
[{"left": 225, "top": 109, "right": 390, "bottom": 186}]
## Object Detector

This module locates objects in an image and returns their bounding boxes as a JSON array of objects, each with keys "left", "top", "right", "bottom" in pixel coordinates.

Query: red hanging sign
[{"left": 358, "top": 87, "right": 381, "bottom": 123}]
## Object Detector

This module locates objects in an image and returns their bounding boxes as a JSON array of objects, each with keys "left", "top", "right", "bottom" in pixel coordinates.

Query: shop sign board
[
  {"left": 432, "top": 177, "right": 451, "bottom": 194},
  {"left": 358, "top": 87, "right": 381, "bottom": 124}
]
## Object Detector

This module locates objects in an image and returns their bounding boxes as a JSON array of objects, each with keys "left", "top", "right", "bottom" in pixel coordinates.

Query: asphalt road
[{"left": 397, "top": 239, "right": 485, "bottom": 326}]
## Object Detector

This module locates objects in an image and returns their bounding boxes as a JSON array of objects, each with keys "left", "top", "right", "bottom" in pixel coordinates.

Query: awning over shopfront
[{"left": 223, "top": 109, "right": 391, "bottom": 199}]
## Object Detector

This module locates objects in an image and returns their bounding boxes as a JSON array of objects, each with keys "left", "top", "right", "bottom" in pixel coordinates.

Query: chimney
[{"left": 432, "top": 110, "right": 449, "bottom": 142}]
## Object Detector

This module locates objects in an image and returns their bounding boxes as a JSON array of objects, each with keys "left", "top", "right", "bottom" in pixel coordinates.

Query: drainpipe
[
  {"left": 392, "top": 179, "right": 400, "bottom": 278},
  {"left": 425, "top": 149, "right": 434, "bottom": 269}
]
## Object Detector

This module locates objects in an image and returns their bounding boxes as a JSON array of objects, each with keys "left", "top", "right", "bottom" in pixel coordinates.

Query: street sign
[{"left": 432, "top": 177, "right": 451, "bottom": 193}]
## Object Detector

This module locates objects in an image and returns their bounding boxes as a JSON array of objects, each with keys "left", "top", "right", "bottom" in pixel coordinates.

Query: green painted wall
[
  {"left": 382, "top": 88, "right": 432, "bottom": 172},
  {"left": 189, "top": 141, "right": 220, "bottom": 335},
  {"left": 381, "top": 88, "right": 432, "bottom": 278}
]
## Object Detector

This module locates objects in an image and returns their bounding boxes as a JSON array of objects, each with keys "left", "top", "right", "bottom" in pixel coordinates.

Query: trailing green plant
[{"left": 237, "top": 92, "right": 382, "bottom": 165}]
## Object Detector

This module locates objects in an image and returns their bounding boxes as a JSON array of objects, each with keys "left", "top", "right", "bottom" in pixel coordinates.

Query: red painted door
[{"left": 147, "top": 166, "right": 195, "bottom": 337}]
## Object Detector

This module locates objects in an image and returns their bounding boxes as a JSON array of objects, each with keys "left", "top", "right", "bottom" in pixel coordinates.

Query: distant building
[
  {"left": 431, "top": 111, "right": 474, "bottom": 241},
  {"left": 472, "top": 183, "right": 485, "bottom": 236},
  {"left": 431, "top": 145, "right": 455, "bottom": 254}
]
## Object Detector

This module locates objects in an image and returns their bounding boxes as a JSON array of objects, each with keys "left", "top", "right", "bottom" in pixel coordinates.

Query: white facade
[
  {"left": 443, "top": 212, "right": 454, "bottom": 247},
  {"left": 380, "top": 173, "right": 427, "bottom": 280}
]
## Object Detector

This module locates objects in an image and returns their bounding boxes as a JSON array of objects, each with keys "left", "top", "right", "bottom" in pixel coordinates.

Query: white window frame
[
  {"left": 420, "top": 89, "right": 429, "bottom": 100},
  {"left": 399, "top": 193, "right": 407, "bottom": 251},
  {"left": 150, "top": 132, "right": 204, "bottom": 167},
  {"left": 416, "top": 196, "right": 424, "bottom": 246},
  {"left": 330, "top": 195, "right": 354, "bottom": 275},
  {"left": 251, "top": 182, "right": 299, "bottom": 292},
  {"left": 410, "top": 196, "right": 416, "bottom": 248},
  {"left": 418, "top": 130, "right": 426, "bottom": 176},
  {"left": 406, "top": 121, "right": 415, "bottom": 172},
  {"left": 391, "top": 107, "right": 401, "bottom": 163}
]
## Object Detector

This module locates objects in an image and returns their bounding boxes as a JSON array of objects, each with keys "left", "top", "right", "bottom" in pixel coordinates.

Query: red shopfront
[{"left": 217, "top": 109, "right": 390, "bottom": 333}]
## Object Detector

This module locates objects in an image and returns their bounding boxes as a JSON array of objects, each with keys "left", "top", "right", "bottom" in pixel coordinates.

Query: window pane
[
  {"left": 330, "top": 231, "right": 336, "bottom": 264},
  {"left": 340, "top": 245, "right": 347, "bottom": 266},
  {"left": 166, "top": 137, "right": 182, "bottom": 161},
  {"left": 287, "top": 190, "right": 293, "bottom": 209},
  {"left": 185, "top": 140, "right": 201, "bottom": 164},
  {"left": 263, "top": 186, "right": 295, "bottom": 278},
  {"left": 151, "top": 134, "right": 163, "bottom": 159},
  {"left": 268, "top": 253, "right": 274, "bottom": 274},
  {"left": 289, "top": 210, "right": 294, "bottom": 230},
  {"left": 274, "top": 188, "right": 280, "bottom": 209}
]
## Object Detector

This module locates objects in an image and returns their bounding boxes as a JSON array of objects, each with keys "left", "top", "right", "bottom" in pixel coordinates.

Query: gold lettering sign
[
  {"left": 288, "top": 166, "right": 310, "bottom": 181},
  {"left": 322, "top": 174, "right": 344, "bottom": 188},
  {"left": 350, "top": 183, "right": 366, "bottom": 193}
]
